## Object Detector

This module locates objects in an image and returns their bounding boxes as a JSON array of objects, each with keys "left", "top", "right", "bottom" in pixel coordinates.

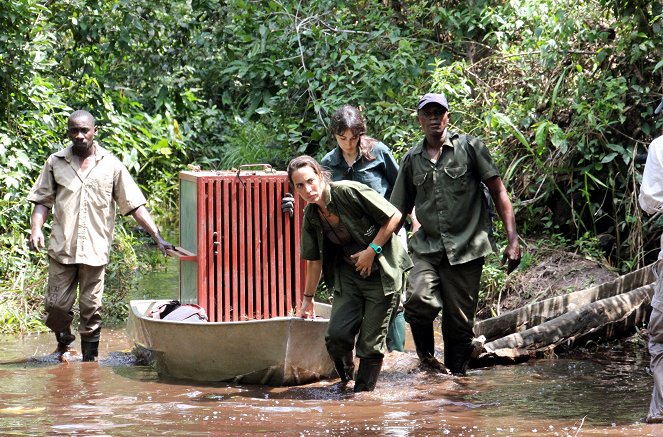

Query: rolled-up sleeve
[{"left": 27, "top": 159, "right": 57, "bottom": 208}]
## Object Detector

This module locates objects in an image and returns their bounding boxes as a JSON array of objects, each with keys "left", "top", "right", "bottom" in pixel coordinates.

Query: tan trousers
[{"left": 45, "top": 257, "right": 105, "bottom": 342}]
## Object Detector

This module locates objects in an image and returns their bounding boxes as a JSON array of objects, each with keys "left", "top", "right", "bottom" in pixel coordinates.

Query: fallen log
[
  {"left": 474, "top": 264, "right": 655, "bottom": 343},
  {"left": 473, "top": 283, "right": 654, "bottom": 365}
]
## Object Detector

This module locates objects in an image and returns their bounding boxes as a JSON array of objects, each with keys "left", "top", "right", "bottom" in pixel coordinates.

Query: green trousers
[
  {"left": 325, "top": 262, "right": 398, "bottom": 359},
  {"left": 404, "top": 251, "right": 484, "bottom": 347}
]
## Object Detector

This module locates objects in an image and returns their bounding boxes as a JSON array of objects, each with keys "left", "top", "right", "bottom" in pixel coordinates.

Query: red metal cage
[{"left": 171, "top": 167, "right": 306, "bottom": 322}]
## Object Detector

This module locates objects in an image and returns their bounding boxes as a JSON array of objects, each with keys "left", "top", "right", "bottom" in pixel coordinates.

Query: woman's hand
[
  {"left": 350, "top": 248, "right": 376, "bottom": 277},
  {"left": 299, "top": 295, "right": 316, "bottom": 319}
]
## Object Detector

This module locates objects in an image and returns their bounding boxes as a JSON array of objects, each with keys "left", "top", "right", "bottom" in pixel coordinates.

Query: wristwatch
[{"left": 369, "top": 242, "right": 382, "bottom": 254}]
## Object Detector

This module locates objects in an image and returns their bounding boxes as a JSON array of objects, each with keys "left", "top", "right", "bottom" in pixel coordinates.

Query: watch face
[{"left": 370, "top": 243, "right": 382, "bottom": 253}]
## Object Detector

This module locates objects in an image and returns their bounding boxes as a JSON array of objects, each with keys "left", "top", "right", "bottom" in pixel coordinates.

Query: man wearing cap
[
  {"left": 390, "top": 92, "right": 521, "bottom": 375},
  {"left": 639, "top": 96, "right": 663, "bottom": 423}
]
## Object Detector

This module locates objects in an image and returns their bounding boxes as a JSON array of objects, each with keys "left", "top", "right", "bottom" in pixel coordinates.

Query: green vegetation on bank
[{"left": 1, "top": 0, "right": 661, "bottom": 333}]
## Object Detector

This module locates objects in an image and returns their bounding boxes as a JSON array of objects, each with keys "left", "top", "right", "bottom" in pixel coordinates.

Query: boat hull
[{"left": 127, "top": 300, "right": 335, "bottom": 385}]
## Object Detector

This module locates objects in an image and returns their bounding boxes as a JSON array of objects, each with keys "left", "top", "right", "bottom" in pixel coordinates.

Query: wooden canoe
[
  {"left": 472, "top": 263, "right": 656, "bottom": 365},
  {"left": 127, "top": 299, "right": 336, "bottom": 385}
]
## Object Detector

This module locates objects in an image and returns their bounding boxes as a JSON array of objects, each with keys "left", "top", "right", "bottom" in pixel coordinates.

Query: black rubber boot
[
  {"left": 353, "top": 358, "right": 383, "bottom": 392},
  {"left": 446, "top": 343, "right": 473, "bottom": 376},
  {"left": 54, "top": 329, "right": 76, "bottom": 354},
  {"left": 333, "top": 351, "right": 355, "bottom": 383},
  {"left": 81, "top": 341, "right": 99, "bottom": 362},
  {"left": 409, "top": 323, "right": 435, "bottom": 360},
  {"left": 409, "top": 322, "right": 447, "bottom": 372}
]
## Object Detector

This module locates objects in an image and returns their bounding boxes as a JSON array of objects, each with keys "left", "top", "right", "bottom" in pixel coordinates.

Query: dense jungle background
[{"left": 1, "top": 0, "right": 662, "bottom": 334}]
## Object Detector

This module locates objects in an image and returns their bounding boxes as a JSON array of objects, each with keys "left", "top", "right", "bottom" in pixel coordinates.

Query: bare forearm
[
  {"left": 29, "top": 204, "right": 49, "bottom": 252},
  {"left": 130, "top": 205, "right": 174, "bottom": 255},
  {"left": 373, "top": 211, "right": 402, "bottom": 248},
  {"left": 131, "top": 205, "right": 163, "bottom": 241},
  {"left": 303, "top": 260, "right": 322, "bottom": 296},
  {"left": 495, "top": 194, "right": 518, "bottom": 242},
  {"left": 30, "top": 204, "right": 48, "bottom": 232},
  {"left": 485, "top": 177, "right": 518, "bottom": 241}
]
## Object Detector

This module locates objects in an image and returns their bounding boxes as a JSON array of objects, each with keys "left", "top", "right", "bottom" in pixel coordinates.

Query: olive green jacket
[{"left": 300, "top": 181, "right": 413, "bottom": 296}]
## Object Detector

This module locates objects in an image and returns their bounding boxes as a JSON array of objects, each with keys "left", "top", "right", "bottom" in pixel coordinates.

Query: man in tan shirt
[{"left": 28, "top": 110, "right": 173, "bottom": 361}]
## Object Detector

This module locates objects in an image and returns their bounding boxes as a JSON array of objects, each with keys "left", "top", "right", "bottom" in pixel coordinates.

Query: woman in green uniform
[{"left": 287, "top": 155, "right": 412, "bottom": 392}]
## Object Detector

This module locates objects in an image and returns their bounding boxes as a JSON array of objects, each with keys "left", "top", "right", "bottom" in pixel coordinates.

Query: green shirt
[
  {"left": 300, "top": 181, "right": 413, "bottom": 295},
  {"left": 390, "top": 130, "right": 499, "bottom": 265}
]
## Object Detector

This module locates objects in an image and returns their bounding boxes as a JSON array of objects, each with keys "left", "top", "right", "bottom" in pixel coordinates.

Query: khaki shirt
[
  {"left": 28, "top": 144, "right": 147, "bottom": 266},
  {"left": 390, "top": 131, "right": 499, "bottom": 265},
  {"left": 300, "top": 181, "right": 413, "bottom": 296}
]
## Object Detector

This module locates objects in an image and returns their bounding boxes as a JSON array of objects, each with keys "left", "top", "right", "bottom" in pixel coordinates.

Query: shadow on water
[{"left": 0, "top": 263, "right": 661, "bottom": 435}]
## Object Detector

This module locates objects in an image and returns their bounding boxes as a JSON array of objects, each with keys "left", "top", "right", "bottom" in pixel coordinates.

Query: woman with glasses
[{"left": 287, "top": 155, "right": 412, "bottom": 392}]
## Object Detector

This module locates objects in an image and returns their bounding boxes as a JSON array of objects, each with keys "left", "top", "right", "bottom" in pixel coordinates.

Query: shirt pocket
[
  {"left": 86, "top": 174, "right": 114, "bottom": 209},
  {"left": 443, "top": 165, "right": 469, "bottom": 194},
  {"left": 443, "top": 166, "right": 467, "bottom": 179},
  {"left": 413, "top": 172, "right": 428, "bottom": 186},
  {"left": 413, "top": 172, "right": 432, "bottom": 204}
]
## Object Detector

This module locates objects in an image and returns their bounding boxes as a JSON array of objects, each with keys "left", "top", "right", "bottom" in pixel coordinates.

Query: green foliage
[
  {"left": 1, "top": 0, "right": 662, "bottom": 331},
  {"left": 424, "top": 0, "right": 662, "bottom": 271},
  {"left": 104, "top": 219, "right": 170, "bottom": 325},
  {"left": 215, "top": 118, "right": 293, "bottom": 170},
  {"left": 0, "top": 236, "right": 48, "bottom": 334}
]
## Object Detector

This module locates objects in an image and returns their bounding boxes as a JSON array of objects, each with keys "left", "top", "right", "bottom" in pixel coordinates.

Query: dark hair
[
  {"left": 329, "top": 105, "right": 377, "bottom": 161},
  {"left": 69, "top": 110, "right": 96, "bottom": 126},
  {"left": 286, "top": 155, "right": 331, "bottom": 187}
]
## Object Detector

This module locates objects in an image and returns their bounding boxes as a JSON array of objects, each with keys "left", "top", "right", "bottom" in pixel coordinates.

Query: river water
[{"left": 1, "top": 262, "right": 661, "bottom": 436}]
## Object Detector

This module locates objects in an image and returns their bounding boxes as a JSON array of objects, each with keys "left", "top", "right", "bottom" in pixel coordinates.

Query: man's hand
[
  {"left": 350, "top": 248, "right": 376, "bottom": 278},
  {"left": 29, "top": 230, "right": 45, "bottom": 252},
  {"left": 155, "top": 236, "right": 175, "bottom": 256},
  {"left": 281, "top": 193, "right": 295, "bottom": 217},
  {"left": 501, "top": 241, "right": 521, "bottom": 274}
]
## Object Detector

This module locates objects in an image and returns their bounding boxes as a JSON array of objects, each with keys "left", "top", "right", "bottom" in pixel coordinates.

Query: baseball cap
[{"left": 417, "top": 93, "right": 449, "bottom": 111}]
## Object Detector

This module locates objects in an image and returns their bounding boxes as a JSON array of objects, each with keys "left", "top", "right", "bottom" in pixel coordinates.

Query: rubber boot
[
  {"left": 333, "top": 351, "right": 355, "bottom": 383},
  {"left": 410, "top": 323, "right": 446, "bottom": 371},
  {"left": 409, "top": 323, "right": 435, "bottom": 359},
  {"left": 81, "top": 341, "right": 99, "bottom": 362},
  {"left": 54, "top": 329, "right": 76, "bottom": 354},
  {"left": 353, "top": 358, "right": 383, "bottom": 392},
  {"left": 446, "top": 342, "right": 473, "bottom": 376}
]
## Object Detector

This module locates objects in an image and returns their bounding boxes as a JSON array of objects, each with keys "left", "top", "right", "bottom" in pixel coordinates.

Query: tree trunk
[
  {"left": 474, "top": 264, "right": 655, "bottom": 343},
  {"left": 473, "top": 283, "right": 654, "bottom": 365}
]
